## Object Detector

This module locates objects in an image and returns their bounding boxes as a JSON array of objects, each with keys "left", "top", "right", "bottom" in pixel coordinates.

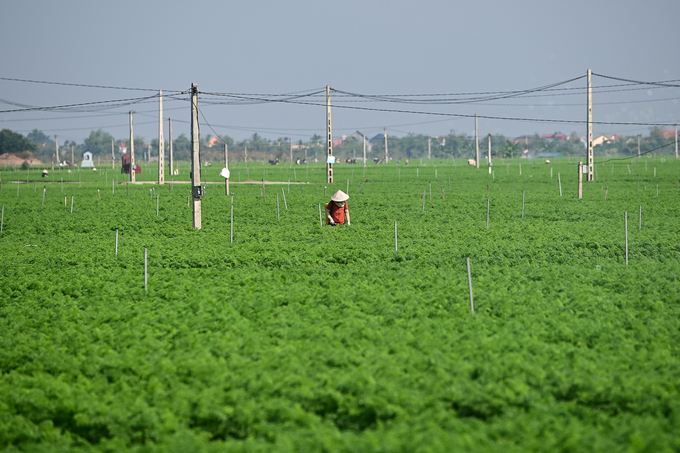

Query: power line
[
  {"left": 598, "top": 139, "right": 678, "bottom": 163},
  {"left": 0, "top": 76, "right": 183, "bottom": 92}
]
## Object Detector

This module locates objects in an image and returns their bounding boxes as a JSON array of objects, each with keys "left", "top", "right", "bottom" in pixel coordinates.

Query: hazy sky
[{"left": 1, "top": 0, "right": 679, "bottom": 146}]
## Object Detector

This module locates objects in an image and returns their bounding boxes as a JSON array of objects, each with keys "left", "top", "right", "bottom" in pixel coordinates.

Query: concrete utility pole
[
  {"left": 111, "top": 138, "right": 115, "bottom": 169},
  {"left": 129, "top": 111, "right": 135, "bottom": 182},
  {"left": 428, "top": 137, "right": 431, "bottom": 159},
  {"left": 158, "top": 90, "right": 165, "bottom": 184},
  {"left": 326, "top": 85, "right": 333, "bottom": 184},
  {"left": 488, "top": 133, "right": 492, "bottom": 174},
  {"left": 475, "top": 114, "right": 480, "bottom": 168},
  {"left": 384, "top": 127, "right": 388, "bottom": 163},
  {"left": 169, "top": 118, "right": 173, "bottom": 175},
  {"left": 586, "top": 69, "right": 594, "bottom": 181},
  {"left": 290, "top": 138, "right": 293, "bottom": 166},
  {"left": 363, "top": 134, "right": 367, "bottom": 168},
  {"left": 190, "top": 83, "right": 202, "bottom": 229}
]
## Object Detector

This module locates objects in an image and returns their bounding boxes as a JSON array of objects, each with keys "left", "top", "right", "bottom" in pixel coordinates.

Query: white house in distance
[{"left": 81, "top": 151, "right": 94, "bottom": 167}]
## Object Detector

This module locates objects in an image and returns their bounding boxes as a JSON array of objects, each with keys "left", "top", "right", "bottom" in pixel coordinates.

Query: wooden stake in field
[
  {"left": 64, "top": 194, "right": 66, "bottom": 207},
  {"left": 276, "top": 194, "right": 280, "bottom": 220},
  {"left": 394, "top": 220, "right": 398, "bottom": 251},
  {"left": 486, "top": 198, "right": 490, "bottom": 228},
  {"left": 115, "top": 229, "right": 118, "bottom": 256},
  {"left": 422, "top": 191, "right": 425, "bottom": 211},
  {"left": 578, "top": 162, "right": 583, "bottom": 199},
  {"left": 467, "top": 258, "right": 474, "bottom": 314},
  {"left": 281, "top": 188, "right": 287, "bottom": 209},
  {"left": 605, "top": 187, "right": 608, "bottom": 200},
  {"left": 231, "top": 205, "right": 234, "bottom": 242},
  {"left": 625, "top": 212, "right": 628, "bottom": 266},
  {"left": 42, "top": 186, "right": 46, "bottom": 206},
  {"left": 522, "top": 191, "right": 525, "bottom": 218},
  {"left": 656, "top": 184, "right": 659, "bottom": 197},
  {"left": 71, "top": 195, "right": 74, "bottom": 214},
  {"left": 156, "top": 195, "right": 159, "bottom": 216},
  {"left": 519, "top": 163, "right": 522, "bottom": 175},
  {"left": 1, "top": 205, "right": 3, "bottom": 232},
  {"left": 639, "top": 205, "right": 642, "bottom": 230},
  {"left": 318, "top": 204, "right": 323, "bottom": 227}
]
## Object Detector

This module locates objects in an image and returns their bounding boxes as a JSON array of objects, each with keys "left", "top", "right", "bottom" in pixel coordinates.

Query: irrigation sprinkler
[{"left": 467, "top": 258, "right": 474, "bottom": 314}]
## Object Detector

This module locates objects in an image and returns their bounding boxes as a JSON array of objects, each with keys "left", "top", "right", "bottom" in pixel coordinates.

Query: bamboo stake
[
  {"left": 625, "top": 212, "right": 628, "bottom": 265},
  {"left": 282, "top": 188, "right": 287, "bottom": 209},
  {"left": 467, "top": 258, "right": 474, "bottom": 314}
]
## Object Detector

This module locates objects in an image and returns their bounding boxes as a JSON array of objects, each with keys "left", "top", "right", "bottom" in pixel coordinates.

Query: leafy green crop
[{"left": 1, "top": 158, "right": 679, "bottom": 452}]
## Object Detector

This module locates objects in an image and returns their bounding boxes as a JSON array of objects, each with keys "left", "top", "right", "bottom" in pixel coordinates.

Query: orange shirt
[{"left": 327, "top": 201, "right": 348, "bottom": 224}]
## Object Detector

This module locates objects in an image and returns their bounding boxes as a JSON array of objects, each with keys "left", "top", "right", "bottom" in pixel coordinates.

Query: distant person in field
[{"left": 326, "top": 190, "right": 351, "bottom": 226}]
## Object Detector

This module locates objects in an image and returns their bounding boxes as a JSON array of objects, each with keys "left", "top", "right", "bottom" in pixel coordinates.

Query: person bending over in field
[{"left": 326, "top": 190, "right": 351, "bottom": 226}]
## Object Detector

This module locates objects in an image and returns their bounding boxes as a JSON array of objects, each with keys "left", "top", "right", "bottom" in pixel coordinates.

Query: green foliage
[
  {"left": 84, "top": 129, "right": 115, "bottom": 156},
  {"left": 0, "top": 129, "right": 37, "bottom": 154},
  {"left": 1, "top": 157, "right": 680, "bottom": 452}
]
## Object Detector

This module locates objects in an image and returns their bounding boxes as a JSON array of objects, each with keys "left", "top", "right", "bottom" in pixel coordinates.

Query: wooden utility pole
[
  {"left": 363, "top": 134, "right": 367, "bottom": 168},
  {"left": 169, "top": 118, "right": 174, "bottom": 175},
  {"left": 129, "top": 111, "right": 135, "bottom": 182},
  {"left": 586, "top": 69, "right": 594, "bottom": 181},
  {"left": 326, "top": 85, "right": 333, "bottom": 184},
  {"left": 428, "top": 137, "right": 431, "bottom": 159},
  {"left": 384, "top": 127, "right": 388, "bottom": 163},
  {"left": 225, "top": 143, "right": 229, "bottom": 196},
  {"left": 475, "top": 114, "right": 479, "bottom": 168},
  {"left": 488, "top": 133, "right": 492, "bottom": 174},
  {"left": 158, "top": 90, "right": 165, "bottom": 184},
  {"left": 190, "top": 83, "right": 202, "bottom": 229}
]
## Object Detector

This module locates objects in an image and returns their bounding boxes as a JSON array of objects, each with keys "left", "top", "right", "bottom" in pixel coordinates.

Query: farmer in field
[{"left": 326, "top": 190, "right": 351, "bottom": 226}]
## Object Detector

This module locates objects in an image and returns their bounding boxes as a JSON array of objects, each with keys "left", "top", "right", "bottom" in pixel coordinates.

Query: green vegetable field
[{"left": 1, "top": 157, "right": 679, "bottom": 452}]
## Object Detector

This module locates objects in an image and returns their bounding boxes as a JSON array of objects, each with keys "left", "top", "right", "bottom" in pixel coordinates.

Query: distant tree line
[{"left": 1, "top": 127, "right": 676, "bottom": 162}]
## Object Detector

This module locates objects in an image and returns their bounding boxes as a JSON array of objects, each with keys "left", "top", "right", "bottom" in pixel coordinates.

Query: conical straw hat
[{"left": 330, "top": 190, "right": 349, "bottom": 202}]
